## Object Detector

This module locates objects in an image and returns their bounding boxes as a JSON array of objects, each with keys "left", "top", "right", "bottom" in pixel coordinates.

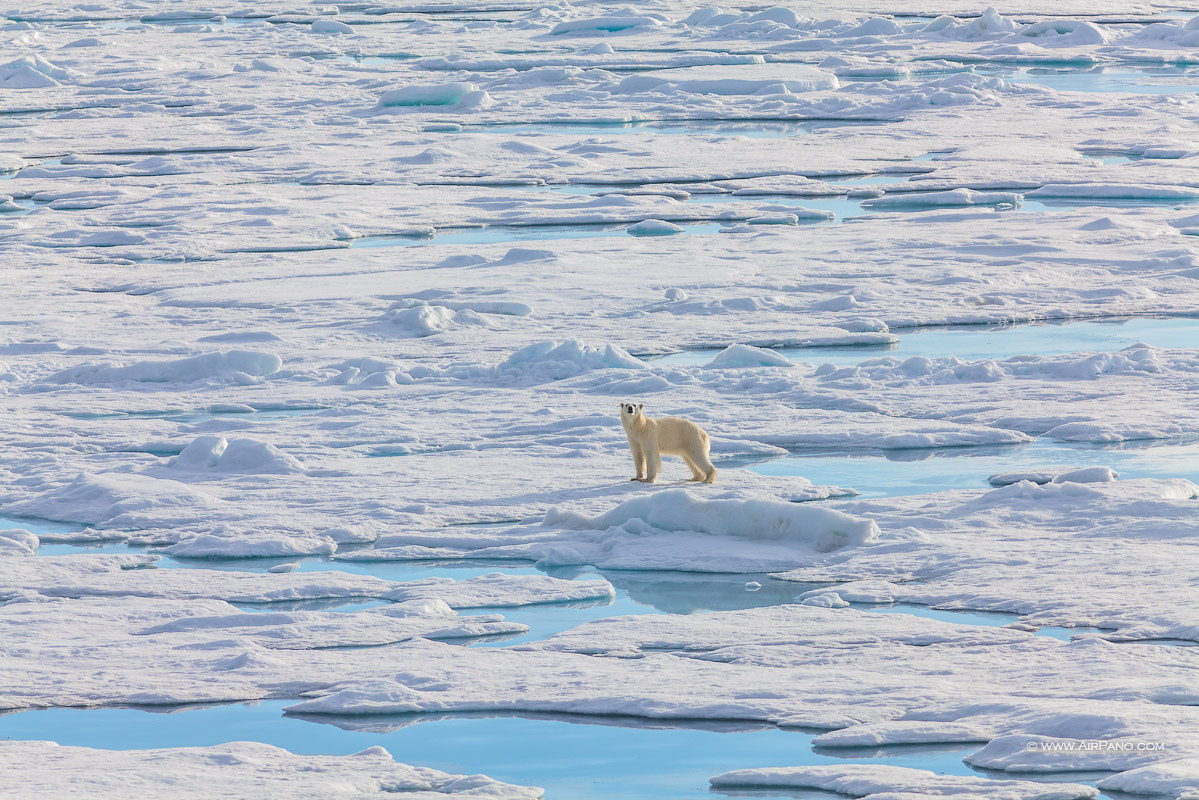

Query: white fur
[{"left": 619, "top": 402, "right": 717, "bottom": 484}]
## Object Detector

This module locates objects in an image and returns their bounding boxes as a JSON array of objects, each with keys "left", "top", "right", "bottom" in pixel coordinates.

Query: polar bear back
[{"left": 647, "top": 416, "right": 709, "bottom": 455}]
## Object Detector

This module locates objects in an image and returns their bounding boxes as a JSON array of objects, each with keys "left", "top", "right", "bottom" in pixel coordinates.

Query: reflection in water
[{"left": 552, "top": 567, "right": 824, "bottom": 615}]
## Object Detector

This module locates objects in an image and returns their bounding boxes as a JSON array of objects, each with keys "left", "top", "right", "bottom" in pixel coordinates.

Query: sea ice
[
  {"left": 5, "top": 2, "right": 1199, "bottom": 796},
  {"left": 0, "top": 740, "right": 542, "bottom": 799},
  {"left": 710, "top": 764, "right": 1095, "bottom": 799}
]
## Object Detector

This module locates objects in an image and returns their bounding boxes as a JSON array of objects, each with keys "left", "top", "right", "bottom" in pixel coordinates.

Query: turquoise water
[
  {"left": 0, "top": 514, "right": 88, "bottom": 538},
  {"left": 648, "top": 316, "right": 1199, "bottom": 367},
  {"left": 979, "top": 66, "right": 1199, "bottom": 94},
  {"left": 0, "top": 701, "right": 994, "bottom": 800},
  {"left": 1022, "top": 197, "right": 1199, "bottom": 211},
  {"left": 861, "top": 604, "right": 1104, "bottom": 641},
  {"left": 1079, "top": 152, "right": 1140, "bottom": 165},
  {"left": 745, "top": 438, "right": 1199, "bottom": 499}
]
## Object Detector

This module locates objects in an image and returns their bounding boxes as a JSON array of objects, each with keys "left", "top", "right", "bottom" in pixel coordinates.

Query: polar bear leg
[
  {"left": 628, "top": 439, "right": 647, "bottom": 481},
  {"left": 682, "top": 452, "right": 707, "bottom": 482},
  {"left": 690, "top": 437, "right": 717, "bottom": 484},
  {"left": 644, "top": 444, "right": 661, "bottom": 483}
]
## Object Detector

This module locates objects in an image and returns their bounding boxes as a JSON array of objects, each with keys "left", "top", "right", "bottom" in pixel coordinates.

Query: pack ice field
[{"left": 3, "top": 1, "right": 1199, "bottom": 798}]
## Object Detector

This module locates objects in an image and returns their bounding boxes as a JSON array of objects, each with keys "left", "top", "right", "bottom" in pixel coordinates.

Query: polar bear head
[{"left": 619, "top": 401, "right": 644, "bottom": 423}]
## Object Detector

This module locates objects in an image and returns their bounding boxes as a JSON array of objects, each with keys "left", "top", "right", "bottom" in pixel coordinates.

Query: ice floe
[
  {"left": 710, "top": 764, "right": 1095, "bottom": 799},
  {"left": 0, "top": 740, "right": 542, "bottom": 799}
]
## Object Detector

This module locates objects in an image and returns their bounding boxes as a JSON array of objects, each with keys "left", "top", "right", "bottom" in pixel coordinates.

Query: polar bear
[{"left": 619, "top": 402, "right": 717, "bottom": 484}]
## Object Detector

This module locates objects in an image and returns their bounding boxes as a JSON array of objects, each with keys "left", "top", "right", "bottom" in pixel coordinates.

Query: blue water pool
[
  {"left": 745, "top": 438, "right": 1199, "bottom": 499},
  {"left": 1022, "top": 197, "right": 1199, "bottom": 211},
  {"left": 0, "top": 700, "right": 1005, "bottom": 800},
  {"left": 861, "top": 603, "right": 1104, "bottom": 641},
  {"left": 978, "top": 65, "right": 1199, "bottom": 94},
  {"left": 648, "top": 316, "right": 1199, "bottom": 368},
  {"left": 0, "top": 514, "right": 90, "bottom": 539}
]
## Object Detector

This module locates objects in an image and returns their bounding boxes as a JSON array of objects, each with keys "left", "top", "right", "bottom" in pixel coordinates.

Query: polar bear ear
[{"left": 636, "top": 403, "right": 644, "bottom": 412}]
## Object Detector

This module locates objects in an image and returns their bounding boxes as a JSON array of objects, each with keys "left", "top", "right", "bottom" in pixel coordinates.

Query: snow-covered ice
[
  {"left": 1, "top": 740, "right": 542, "bottom": 799},
  {"left": 710, "top": 764, "right": 1096, "bottom": 799},
  {"left": 5, "top": 0, "right": 1199, "bottom": 796}
]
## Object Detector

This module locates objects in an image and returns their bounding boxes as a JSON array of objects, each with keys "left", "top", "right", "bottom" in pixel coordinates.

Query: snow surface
[
  {"left": 710, "top": 764, "right": 1095, "bottom": 799},
  {"left": 0, "top": 555, "right": 612, "bottom": 608},
  {"left": 1, "top": 740, "right": 542, "bottom": 799}
]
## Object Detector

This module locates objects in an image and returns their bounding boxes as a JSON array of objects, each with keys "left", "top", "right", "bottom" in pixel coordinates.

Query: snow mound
[
  {"left": 327, "top": 356, "right": 412, "bottom": 389},
  {"left": 0, "top": 55, "right": 78, "bottom": 89},
  {"left": 4, "top": 473, "right": 215, "bottom": 527},
  {"left": 846, "top": 17, "right": 902, "bottom": 37},
  {"left": 549, "top": 16, "right": 662, "bottom": 36},
  {"left": 0, "top": 529, "right": 38, "bottom": 556},
  {"left": 0, "top": 65, "right": 59, "bottom": 89},
  {"left": 924, "top": 7, "right": 1019, "bottom": 41},
  {"left": 168, "top": 436, "right": 303, "bottom": 475},
  {"left": 310, "top": 19, "right": 352, "bottom": 34},
  {"left": 392, "top": 296, "right": 532, "bottom": 317},
  {"left": 627, "top": 219, "right": 683, "bottom": 236},
  {"left": 461, "top": 340, "right": 645, "bottom": 385},
  {"left": 1098, "top": 758, "right": 1199, "bottom": 798},
  {"left": 1052, "top": 467, "right": 1119, "bottom": 484},
  {"left": 703, "top": 344, "right": 795, "bottom": 369},
  {"left": 383, "top": 304, "right": 457, "bottom": 337},
  {"left": 378, "top": 83, "right": 492, "bottom": 109},
  {"left": 989, "top": 467, "right": 1118, "bottom": 487},
  {"left": 1018, "top": 20, "right": 1108, "bottom": 46},
  {"left": 967, "top": 732, "right": 1176, "bottom": 775},
  {"left": 544, "top": 488, "right": 879, "bottom": 552},
  {"left": 710, "top": 764, "right": 1096, "bottom": 799},
  {"left": 37, "top": 351, "right": 281, "bottom": 386}
]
